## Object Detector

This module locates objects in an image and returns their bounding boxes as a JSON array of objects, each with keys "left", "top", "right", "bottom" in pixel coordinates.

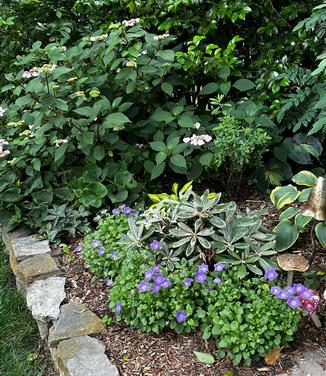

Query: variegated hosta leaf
[
  {"left": 298, "top": 188, "right": 312, "bottom": 202},
  {"left": 295, "top": 213, "right": 312, "bottom": 232},
  {"left": 274, "top": 219, "right": 299, "bottom": 251},
  {"left": 292, "top": 170, "right": 317, "bottom": 187},
  {"left": 279, "top": 207, "right": 300, "bottom": 220},
  {"left": 315, "top": 222, "right": 326, "bottom": 248},
  {"left": 270, "top": 184, "right": 300, "bottom": 209}
]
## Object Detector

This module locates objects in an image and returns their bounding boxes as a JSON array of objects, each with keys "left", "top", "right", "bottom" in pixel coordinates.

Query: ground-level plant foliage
[{"left": 0, "top": 248, "right": 54, "bottom": 376}]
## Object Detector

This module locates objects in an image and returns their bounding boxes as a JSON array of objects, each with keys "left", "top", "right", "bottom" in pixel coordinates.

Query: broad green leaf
[
  {"left": 315, "top": 222, "right": 326, "bottom": 248},
  {"left": 220, "top": 81, "right": 231, "bottom": 95},
  {"left": 104, "top": 112, "right": 130, "bottom": 127},
  {"left": 161, "top": 82, "right": 173, "bottom": 96},
  {"left": 151, "top": 163, "right": 166, "bottom": 180},
  {"left": 149, "top": 141, "right": 166, "bottom": 152},
  {"left": 170, "top": 154, "right": 187, "bottom": 168},
  {"left": 200, "top": 82, "right": 219, "bottom": 95},
  {"left": 295, "top": 213, "right": 312, "bottom": 232},
  {"left": 157, "top": 50, "right": 175, "bottom": 61},
  {"left": 199, "top": 152, "right": 213, "bottom": 166},
  {"left": 274, "top": 220, "right": 299, "bottom": 251},
  {"left": 178, "top": 115, "right": 194, "bottom": 128},
  {"left": 151, "top": 109, "right": 174, "bottom": 123},
  {"left": 193, "top": 351, "right": 215, "bottom": 365},
  {"left": 292, "top": 171, "right": 317, "bottom": 187},
  {"left": 298, "top": 188, "right": 312, "bottom": 202},
  {"left": 54, "top": 143, "right": 68, "bottom": 163},
  {"left": 32, "top": 189, "right": 53, "bottom": 204},
  {"left": 233, "top": 79, "right": 255, "bottom": 91},
  {"left": 280, "top": 207, "right": 300, "bottom": 220},
  {"left": 270, "top": 185, "right": 300, "bottom": 209},
  {"left": 93, "top": 145, "right": 105, "bottom": 161},
  {"left": 107, "top": 189, "right": 128, "bottom": 203},
  {"left": 81, "top": 131, "right": 94, "bottom": 145}
]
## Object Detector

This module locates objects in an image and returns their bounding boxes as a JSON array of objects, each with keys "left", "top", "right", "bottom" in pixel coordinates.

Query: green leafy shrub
[
  {"left": 201, "top": 270, "right": 302, "bottom": 365},
  {"left": 82, "top": 209, "right": 131, "bottom": 279},
  {"left": 270, "top": 170, "right": 326, "bottom": 251},
  {"left": 209, "top": 115, "right": 270, "bottom": 197},
  {"left": 109, "top": 253, "right": 204, "bottom": 334},
  {"left": 126, "top": 188, "right": 277, "bottom": 276}
]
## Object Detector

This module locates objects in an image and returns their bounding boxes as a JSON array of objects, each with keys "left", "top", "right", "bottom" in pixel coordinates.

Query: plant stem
[
  {"left": 309, "top": 220, "right": 316, "bottom": 265},
  {"left": 286, "top": 271, "right": 293, "bottom": 286}
]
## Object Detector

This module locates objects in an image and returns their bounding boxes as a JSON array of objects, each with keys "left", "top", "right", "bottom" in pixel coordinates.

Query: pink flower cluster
[
  {"left": 22, "top": 68, "right": 39, "bottom": 79},
  {"left": 299, "top": 288, "right": 320, "bottom": 314},
  {"left": 122, "top": 18, "right": 140, "bottom": 27},
  {"left": 0, "top": 139, "right": 10, "bottom": 157},
  {"left": 183, "top": 134, "right": 212, "bottom": 146}
]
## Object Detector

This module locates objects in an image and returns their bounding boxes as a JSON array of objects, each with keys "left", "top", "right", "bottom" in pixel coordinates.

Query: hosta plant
[{"left": 270, "top": 170, "right": 326, "bottom": 254}]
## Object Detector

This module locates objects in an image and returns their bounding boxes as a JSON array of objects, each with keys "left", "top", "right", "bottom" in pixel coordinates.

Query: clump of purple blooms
[
  {"left": 136, "top": 264, "right": 170, "bottom": 294},
  {"left": 268, "top": 270, "right": 312, "bottom": 309},
  {"left": 111, "top": 204, "right": 139, "bottom": 217},
  {"left": 192, "top": 262, "right": 225, "bottom": 285}
]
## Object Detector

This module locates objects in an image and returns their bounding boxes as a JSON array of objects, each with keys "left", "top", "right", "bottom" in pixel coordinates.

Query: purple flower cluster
[
  {"left": 150, "top": 240, "right": 161, "bottom": 250},
  {"left": 176, "top": 310, "right": 187, "bottom": 323},
  {"left": 264, "top": 268, "right": 278, "bottom": 281},
  {"left": 269, "top": 282, "right": 313, "bottom": 309},
  {"left": 111, "top": 204, "right": 139, "bottom": 217},
  {"left": 136, "top": 265, "right": 170, "bottom": 293},
  {"left": 192, "top": 262, "right": 225, "bottom": 285}
]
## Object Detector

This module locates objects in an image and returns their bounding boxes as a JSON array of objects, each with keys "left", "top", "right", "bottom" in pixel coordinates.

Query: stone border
[{"left": 1, "top": 228, "right": 119, "bottom": 376}]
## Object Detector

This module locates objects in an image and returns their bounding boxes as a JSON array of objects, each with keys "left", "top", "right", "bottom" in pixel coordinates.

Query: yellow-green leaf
[
  {"left": 315, "top": 222, "right": 326, "bottom": 248},
  {"left": 270, "top": 185, "right": 300, "bottom": 209},
  {"left": 292, "top": 170, "right": 317, "bottom": 187}
]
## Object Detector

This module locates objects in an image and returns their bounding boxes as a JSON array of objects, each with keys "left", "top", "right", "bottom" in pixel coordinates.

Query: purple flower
[
  {"left": 119, "top": 204, "right": 126, "bottom": 209},
  {"left": 124, "top": 207, "right": 132, "bottom": 215},
  {"left": 214, "top": 277, "right": 221, "bottom": 284},
  {"left": 153, "top": 264, "right": 161, "bottom": 272},
  {"left": 132, "top": 211, "right": 140, "bottom": 217},
  {"left": 100, "top": 209, "right": 108, "bottom": 215},
  {"left": 110, "top": 251, "right": 118, "bottom": 259},
  {"left": 144, "top": 268, "right": 154, "bottom": 281},
  {"left": 284, "top": 286, "right": 296, "bottom": 295},
  {"left": 150, "top": 240, "right": 161, "bottom": 250},
  {"left": 195, "top": 271, "right": 207, "bottom": 284},
  {"left": 287, "top": 296, "right": 301, "bottom": 309},
  {"left": 293, "top": 283, "right": 306, "bottom": 294},
  {"left": 161, "top": 278, "right": 171, "bottom": 288},
  {"left": 277, "top": 289, "right": 290, "bottom": 300},
  {"left": 154, "top": 273, "right": 165, "bottom": 285},
  {"left": 182, "top": 277, "right": 193, "bottom": 287},
  {"left": 176, "top": 310, "right": 187, "bottom": 323},
  {"left": 92, "top": 240, "right": 101, "bottom": 248},
  {"left": 106, "top": 279, "right": 113, "bottom": 286},
  {"left": 136, "top": 280, "right": 150, "bottom": 292},
  {"left": 74, "top": 245, "right": 83, "bottom": 253},
  {"left": 112, "top": 208, "right": 120, "bottom": 215},
  {"left": 115, "top": 302, "right": 122, "bottom": 315},
  {"left": 98, "top": 247, "right": 106, "bottom": 256},
  {"left": 264, "top": 268, "right": 278, "bottom": 281},
  {"left": 270, "top": 286, "right": 282, "bottom": 296},
  {"left": 300, "top": 288, "right": 313, "bottom": 300},
  {"left": 151, "top": 283, "right": 161, "bottom": 293},
  {"left": 198, "top": 263, "right": 209, "bottom": 273},
  {"left": 94, "top": 215, "right": 101, "bottom": 222},
  {"left": 214, "top": 262, "right": 225, "bottom": 272}
]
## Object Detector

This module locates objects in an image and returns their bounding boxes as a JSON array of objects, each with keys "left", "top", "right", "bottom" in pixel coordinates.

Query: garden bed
[{"left": 58, "top": 190, "right": 326, "bottom": 376}]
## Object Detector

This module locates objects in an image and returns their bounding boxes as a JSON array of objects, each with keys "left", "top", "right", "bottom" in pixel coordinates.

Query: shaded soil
[{"left": 57, "top": 190, "right": 326, "bottom": 376}]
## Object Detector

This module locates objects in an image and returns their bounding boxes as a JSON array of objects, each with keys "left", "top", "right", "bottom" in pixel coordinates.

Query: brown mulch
[{"left": 56, "top": 189, "right": 326, "bottom": 376}]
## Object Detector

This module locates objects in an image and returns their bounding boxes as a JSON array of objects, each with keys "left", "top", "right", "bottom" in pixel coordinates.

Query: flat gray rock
[
  {"left": 2, "top": 228, "right": 31, "bottom": 254},
  {"left": 12, "top": 236, "right": 51, "bottom": 261},
  {"left": 17, "top": 253, "right": 61, "bottom": 285},
  {"left": 277, "top": 348, "right": 326, "bottom": 376},
  {"left": 55, "top": 336, "right": 119, "bottom": 376},
  {"left": 26, "top": 276, "right": 66, "bottom": 322},
  {"left": 48, "top": 302, "right": 104, "bottom": 347}
]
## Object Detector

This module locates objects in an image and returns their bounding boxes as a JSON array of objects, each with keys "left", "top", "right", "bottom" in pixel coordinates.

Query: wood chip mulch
[{"left": 57, "top": 190, "right": 326, "bottom": 376}]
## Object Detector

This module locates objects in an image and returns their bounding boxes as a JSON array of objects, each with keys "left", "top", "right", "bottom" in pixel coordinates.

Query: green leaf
[
  {"left": 32, "top": 159, "right": 41, "bottom": 171},
  {"left": 157, "top": 50, "right": 175, "bottom": 61},
  {"left": 199, "top": 152, "right": 213, "bottom": 166},
  {"left": 170, "top": 154, "right": 187, "bottom": 168},
  {"left": 292, "top": 171, "right": 317, "bottom": 187},
  {"left": 295, "top": 213, "right": 312, "bottom": 232},
  {"left": 103, "top": 112, "right": 130, "bottom": 128},
  {"left": 52, "top": 66, "right": 72, "bottom": 80},
  {"left": 149, "top": 141, "right": 166, "bottom": 152},
  {"left": 308, "top": 118, "right": 326, "bottom": 135},
  {"left": 200, "top": 82, "right": 219, "bottom": 95},
  {"left": 279, "top": 207, "right": 300, "bottom": 220},
  {"left": 73, "top": 106, "right": 95, "bottom": 117},
  {"left": 274, "top": 220, "right": 299, "bottom": 251},
  {"left": 32, "top": 189, "right": 53, "bottom": 205},
  {"left": 151, "top": 109, "right": 174, "bottom": 123},
  {"left": 270, "top": 185, "right": 300, "bottom": 209},
  {"left": 315, "top": 222, "right": 326, "bottom": 248},
  {"left": 81, "top": 131, "right": 94, "bottom": 145},
  {"left": 93, "top": 145, "right": 105, "bottom": 161},
  {"left": 151, "top": 163, "right": 166, "bottom": 180},
  {"left": 220, "top": 81, "right": 231, "bottom": 95},
  {"left": 107, "top": 189, "right": 128, "bottom": 203},
  {"left": 233, "top": 79, "right": 255, "bottom": 91},
  {"left": 161, "top": 82, "right": 173, "bottom": 96},
  {"left": 54, "top": 143, "right": 68, "bottom": 163},
  {"left": 298, "top": 188, "right": 312, "bottom": 202},
  {"left": 193, "top": 351, "right": 215, "bottom": 365}
]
